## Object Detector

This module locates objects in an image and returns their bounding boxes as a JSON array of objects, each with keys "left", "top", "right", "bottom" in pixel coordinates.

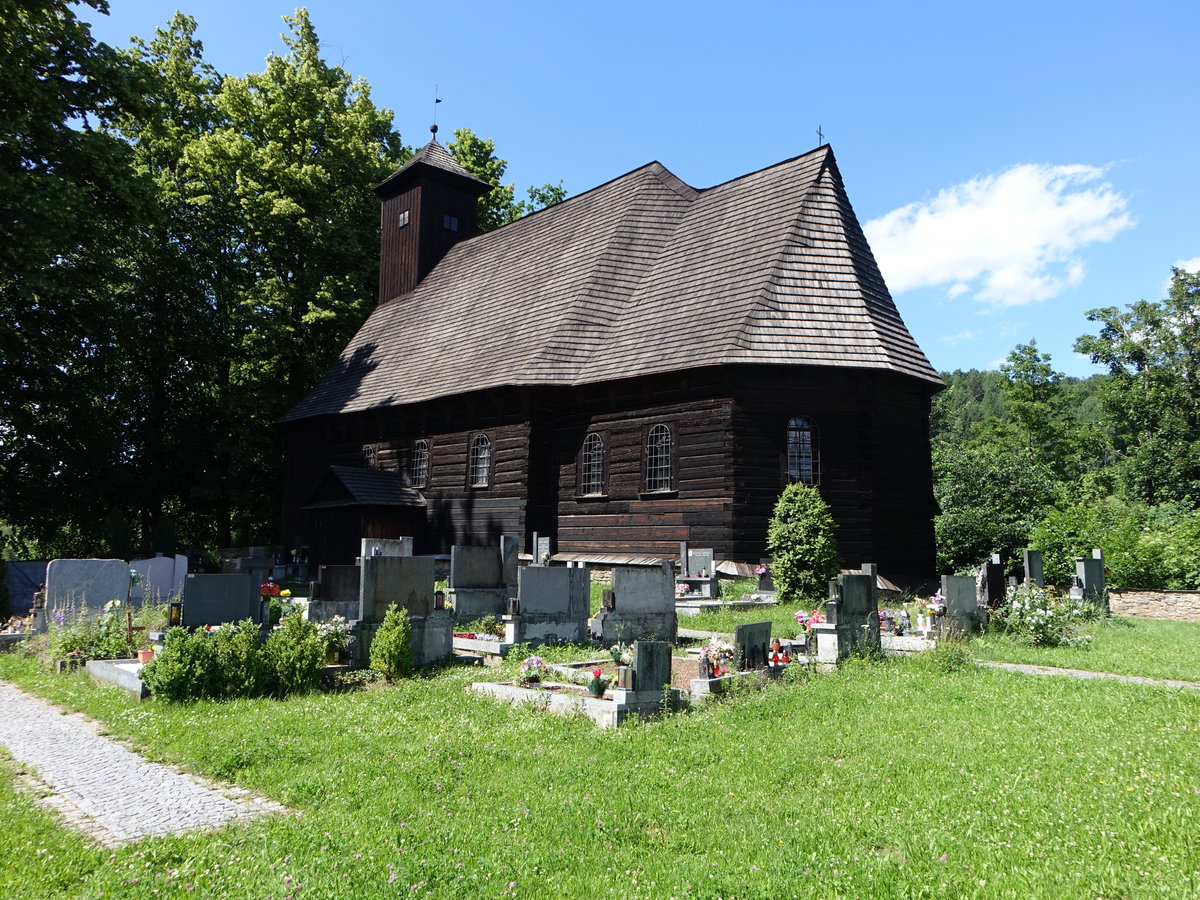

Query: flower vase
[{"left": 588, "top": 681, "right": 605, "bottom": 698}]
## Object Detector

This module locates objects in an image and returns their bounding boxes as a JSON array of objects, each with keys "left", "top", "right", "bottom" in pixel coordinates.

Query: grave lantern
[
  {"left": 434, "top": 590, "right": 445, "bottom": 610},
  {"left": 168, "top": 601, "right": 183, "bottom": 628},
  {"left": 506, "top": 596, "right": 520, "bottom": 616}
]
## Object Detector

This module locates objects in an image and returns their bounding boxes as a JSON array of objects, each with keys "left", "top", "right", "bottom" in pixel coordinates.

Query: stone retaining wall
[{"left": 1109, "top": 590, "right": 1200, "bottom": 623}]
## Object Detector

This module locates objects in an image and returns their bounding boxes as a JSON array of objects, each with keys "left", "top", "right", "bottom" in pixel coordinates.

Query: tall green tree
[
  {"left": 0, "top": 0, "right": 150, "bottom": 555},
  {"left": 1075, "top": 268, "right": 1200, "bottom": 505}
]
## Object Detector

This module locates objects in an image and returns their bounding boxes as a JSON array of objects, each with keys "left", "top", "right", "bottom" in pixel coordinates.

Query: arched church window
[
  {"left": 786, "top": 417, "right": 818, "bottom": 485},
  {"left": 580, "top": 433, "right": 605, "bottom": 495},
  {"left": 645, "top": 424, "right": 673, "bottom": 492},
  {"left": 468, "top": 434, "right": 491, "bottom": 488}
]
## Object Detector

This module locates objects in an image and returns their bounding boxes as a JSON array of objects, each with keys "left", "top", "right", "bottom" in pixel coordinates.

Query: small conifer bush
[
  {"left": 369, "top": 603, "right": 412, "bottom": 681},
  {"left": 766, "top": 483, "right": 841, "bottom": 604}
]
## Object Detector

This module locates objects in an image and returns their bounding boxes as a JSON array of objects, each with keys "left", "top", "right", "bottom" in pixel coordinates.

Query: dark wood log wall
[{"left": 282, "top": 366, "right": 939, "bottom": 577}]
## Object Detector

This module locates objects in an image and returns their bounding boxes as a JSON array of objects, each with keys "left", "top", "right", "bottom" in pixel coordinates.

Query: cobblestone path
[{"left": 0, "top": 682, "right": 284, "bottom": 846}]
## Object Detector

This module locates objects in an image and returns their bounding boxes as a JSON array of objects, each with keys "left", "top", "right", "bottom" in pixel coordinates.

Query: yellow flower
[{"left": 281, "top": 589, "right": 292, "bottom": 598}]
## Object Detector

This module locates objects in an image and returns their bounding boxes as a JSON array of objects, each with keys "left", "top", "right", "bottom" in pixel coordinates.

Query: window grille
[
  {"left": 786, "top": 417, "right": 818, "bottom": 485},
  {"left": 645, "top": 424, "right": 673, "bottom": 492},
  {"left": 580, "top": 433, "right": 605, "bottom": 495},
  {"left": 468, "top": 434, "right": 491, "bottom": 487},
  {"left": 361, "top": 443, "right": 379, "bottom": 469},
  {"left": 411, "top": 440, "right": 429, "bottom": 488}
]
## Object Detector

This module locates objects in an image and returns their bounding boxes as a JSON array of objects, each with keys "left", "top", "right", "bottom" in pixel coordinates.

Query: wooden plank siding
[{"left": 281, "top": 365, "right": 938, "bottom": 579}]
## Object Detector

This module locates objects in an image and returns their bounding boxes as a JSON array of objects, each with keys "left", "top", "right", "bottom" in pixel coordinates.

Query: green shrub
[
  {"left": 369, "top": 603, "right": 412, "bottom": 682},
  {"left": 766, "top": 483, "right": 841, "bottom": 603},
  {"left": 213, "top": 619, "right": 268, "bottom": 698},
  {"left": 140, "top": 627, "right": 219, "bottom": 701},
  {"left": 263, "top": 614, "right": 323, "bottom": 696}
]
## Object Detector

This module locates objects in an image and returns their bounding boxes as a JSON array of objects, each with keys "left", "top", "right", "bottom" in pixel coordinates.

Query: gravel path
[
  {"left": 980, "top": 660, "right": 1200, "bottom": 690},
  {"left": 0, "top": 681, "right": 285, "bottom": 846}
]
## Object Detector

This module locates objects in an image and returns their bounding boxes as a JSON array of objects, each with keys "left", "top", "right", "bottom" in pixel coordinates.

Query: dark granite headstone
[
  {"left": 181, "top": 574, "right": 259, "bottom": 627},
  {"left": 734, "top": 621, "right": 772, "bottom": 671},
  {"left": 632, "top": 641, "right": 671, "bottom": 695},
  {"left": 984, "top": 554, "right": 1006, "bottom": 607},
  {"left": 1022, "top": 549, "right": 1044, "bottom": 588}
]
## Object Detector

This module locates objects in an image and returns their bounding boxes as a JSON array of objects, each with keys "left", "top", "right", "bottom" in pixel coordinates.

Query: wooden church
[{"left": 281, "top": 133, "right": 944, "bottom": 583}]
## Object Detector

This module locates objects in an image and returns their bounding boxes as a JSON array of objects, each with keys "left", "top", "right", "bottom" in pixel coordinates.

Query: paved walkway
[
  {"left": 981, "top": 660, "right": 1200, "bottom": 691},
  {"left": 0, "top": 682, "right": 285, "bottom": 846}
]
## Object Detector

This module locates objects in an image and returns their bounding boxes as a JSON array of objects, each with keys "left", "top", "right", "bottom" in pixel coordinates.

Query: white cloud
[
  {"left": 1174, "top": 256, "right": 1200, "bottom": 272},
  {"left": 865, "top": 163, "right": 1133, "bottom": 306},
  {"left": 939, "top": 329, "right": 979, "bottom": 345}
]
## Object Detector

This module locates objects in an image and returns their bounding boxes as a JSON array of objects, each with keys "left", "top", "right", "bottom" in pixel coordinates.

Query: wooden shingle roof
[
  {"left": 284, "top": 145, "right": 940, "bottom": 422},
  {"left": 302, "top": 466, "right": 426, "bottom": 509}
]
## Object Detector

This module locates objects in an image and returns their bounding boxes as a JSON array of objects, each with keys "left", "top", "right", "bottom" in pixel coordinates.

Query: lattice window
[
  {"left": 786, "top": 417, "right": 818, "bottom": 485},
  {"left": 644, "top": 424, "right": 673, "bottom": 492},
  {"left": 410, "top": 439, "right": 430, "bottom": 488},
  {"left": 580, "top": 433, "right": 605, "bottom": 495},
  {"left": 468, "top": 434, "right": 491, "bottom": 488}
]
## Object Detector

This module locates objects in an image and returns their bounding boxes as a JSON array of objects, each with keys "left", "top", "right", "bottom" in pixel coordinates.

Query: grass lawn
[
  {"left": 968, "top": 616, "right": 1200, "bottom": 683},
  {"left": 2, "top": 644, "right": 1199, "bottom": 899}
]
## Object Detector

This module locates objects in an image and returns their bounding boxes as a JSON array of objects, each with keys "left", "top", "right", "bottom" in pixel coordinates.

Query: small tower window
[
  {"left": 397, "top": 209, "right": 410, "bottom": 228},
  {"left": 442, "top": 214, "right": 458, "bottom": 232},
  {"left": 644, "top": 424, "right": 673, "bottom": 492},
  {"left": 786, "top": 417, "right": 818, "bottom": 485},
  {"left": 579, "top": 433, "right": 605, "bottom": 496},
  {"left": 410, "top": 439, "right": 429, "bottom": 488},
  {"left": 468, "top": 434, "right": 491, "bottom": 487}
]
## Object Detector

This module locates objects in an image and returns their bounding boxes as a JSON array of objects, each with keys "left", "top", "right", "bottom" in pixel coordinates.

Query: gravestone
[
  {"left": 505, "top": 565, "right": 590, "bottom": 645},
  {"left": 360, "top": 555, "right": 435, "bottom": 622},
  {"left": 812, "top": 572, "right": 878, "bottom": 664},
  {"left": 734, "top": 621, "right": 772, "bottom": 671},
  {"left": 535, "top": 535, "right": 552, "bottom": 565},
  {"left": 983, "top": 554, "right": 1006, "bottom": 607},
  {"left": 756, "top": 558, "right": 775, "bottom": 593},
  {"left": 676, "top": 542, "right": 719, "bottom": 599},
  {"left": 233, "top": 547, "right": 274, "bottom": 606},
  {"left": 130, "top": 554, "right": 188, "bottom": 604},
  {"left": 629, "top": 640, "right": 671, "bottom": 695},
  {"left": 45, "top": 559, "right": 130, "bottom": 613},
  {"left": 940, "top": 575, "right": 979, "bottom": 636},
  {"left": 1022, "top": 549, "right": 1045, "bottom": 588},
  {"left": 1070, "top": 549, "right": 1108, "bottom": 613},
  {"left": 181, "top": 574, "right": 261, "bottom": 627},
  {"left": 500, "top": 534, "right": 520, "bottom": 594},
  {"left": 360, "top": 537, "right": 413, "bottom": 559},
  {"left": 593, "top": 561, "right": 677, "bottom": 644},
  {"left": 309, "top": 564, "right": 361, "bottom": 622},
  {"left": 448, "top": 544, "right": 508, "bottom": 620},
  {"left": 357, "top": 555, "right": 450, "bottom": 666}
]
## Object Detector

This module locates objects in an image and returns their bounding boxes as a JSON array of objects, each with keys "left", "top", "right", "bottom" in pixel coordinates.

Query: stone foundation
[{"left": 1109, "top": 590, "right": 1200, "bottom": 623}]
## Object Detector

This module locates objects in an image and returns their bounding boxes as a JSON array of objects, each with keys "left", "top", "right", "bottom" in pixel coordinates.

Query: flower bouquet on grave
[
  {"left": 609, "top": 642, "right": 633, "bottom": 666},
  {"left": 675, "top": 582, "right": 692, "bottom": 598},
  {"left": 586, "top": 667, "right": 610, "bottom": 697},
  {"left": 926, "top": 590, "right": 946, "bottom": 618},
  {"left": 794, "top": 607, "right": 826, "bottom": 641},
  {"left": 317, "top": 615, "right": 353, "bottom": 663},
  {"left": 519, "top": 655, "right": 549, "bottom": 686},
  {"left": 698, "top": 638, "right": 734, "bottom": 677}
]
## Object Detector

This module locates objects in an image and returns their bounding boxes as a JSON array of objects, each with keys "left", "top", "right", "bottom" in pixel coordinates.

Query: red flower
[{"left": 592, "top": 668, "right": 603, "bottom": 678}]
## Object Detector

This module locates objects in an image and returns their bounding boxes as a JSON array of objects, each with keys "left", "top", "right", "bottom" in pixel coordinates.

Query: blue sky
[{"left": 82, "top": 0, "right": 1200, "bottom": 377}]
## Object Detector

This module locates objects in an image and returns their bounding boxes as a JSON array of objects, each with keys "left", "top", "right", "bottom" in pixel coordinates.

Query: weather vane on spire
[{"left": 431, "top": 85, "right": 442, "bottom": 137}]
